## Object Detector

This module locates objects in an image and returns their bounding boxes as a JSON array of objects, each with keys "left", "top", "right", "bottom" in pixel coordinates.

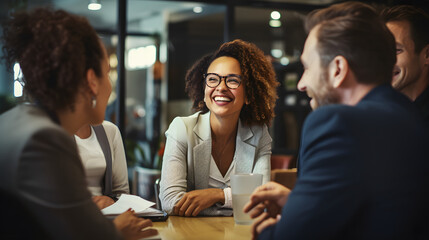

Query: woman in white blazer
[{"left": 160, "top": 39, "right": 279, "bottom": 216}]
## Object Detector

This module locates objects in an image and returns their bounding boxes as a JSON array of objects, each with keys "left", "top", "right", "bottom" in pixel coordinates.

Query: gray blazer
[
  {"left": 160, "top": 111, "right": 271, "bottom": 216},
  {"left": 0, "top": 105, "right": 121, "bottom": 239}
]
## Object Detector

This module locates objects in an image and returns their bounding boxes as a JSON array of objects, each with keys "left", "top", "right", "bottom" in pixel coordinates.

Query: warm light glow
[
  {"left": 13, "top": 63, "right": 22, "bottom": 80},
  {"left": 109, "top": 54, "right": 118, "bottom": 68},
  {"left": 88, "top": 2, "right": 102, "bottom": 11},
  {"left": 127, "top": 45, "right": 157, "bottom": 70},
  {"left": 271, "top": 49, "right": 283, "bottom": 58},
  {"left": 109, "top": 69, "right": 118, "bottom": 84},
  {"left": 193, "top": 6, "right": 203, "bottom": 13},
  {"left": 14, "top": 80, "right": 23, "bottom": 97},
  {"left": 271, "top": 11, "right": 281, "bottom": 20},
  {"left": 280, "top": 56, "right": 290, "bottom": 66},
  {"left": 135, "top": 105, "right": 146, "bottom": 118},
  {"left": 285, "top": 95, "right": 297, "bottom": 106},
  {"left": 269, "top": 19, "right": 281, "bottom": 28},
  {"left": 13, "top": 62, "right": 24, "bottom": 97}
]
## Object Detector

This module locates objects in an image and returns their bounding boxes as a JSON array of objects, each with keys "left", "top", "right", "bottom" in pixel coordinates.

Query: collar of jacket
[{"left": 192, "top": 111, "right": 256, "bottom": 190}]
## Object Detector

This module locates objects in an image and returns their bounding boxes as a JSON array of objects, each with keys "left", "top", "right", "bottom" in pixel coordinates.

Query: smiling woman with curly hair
[
  {"left": 186, "top": 40, "right": 278, "bottom": 125},
  {"left": 160, "top": 39, "right": 279, "bottom": 217}
]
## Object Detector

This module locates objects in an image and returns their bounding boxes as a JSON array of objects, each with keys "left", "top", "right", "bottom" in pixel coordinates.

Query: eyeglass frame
[{"left": 203, "top": 73, "right": 242, "bottom": 89}]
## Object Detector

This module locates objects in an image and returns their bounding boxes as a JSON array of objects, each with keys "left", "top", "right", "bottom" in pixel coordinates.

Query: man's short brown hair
[
  {"left": 381, "top": 5, "right": 429, "bottom": 54},
  {"left": 306, "top": 2, "right": 396, "bottom": 85}
]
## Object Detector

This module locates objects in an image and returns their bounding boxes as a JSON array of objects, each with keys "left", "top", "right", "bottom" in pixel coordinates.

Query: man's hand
[
  {"left": 251, "top": 212, "right": 281, "bottom": 240},
  {"left": 243, "top": 182, "right": 291, "bottom": 239},
  {"left": 92, "top": 195, "right": 115, "bottom": 209},
  {"left": 173, "top": 188, "right": 224, "bottom": 216},
  {"left": 114, "top": 209, "right": 158, "bottom": 240}
]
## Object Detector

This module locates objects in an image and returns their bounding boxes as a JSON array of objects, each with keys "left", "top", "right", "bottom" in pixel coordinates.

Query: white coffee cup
[{"left": 231, "top": 173, "right": 263, "bottom": 225}]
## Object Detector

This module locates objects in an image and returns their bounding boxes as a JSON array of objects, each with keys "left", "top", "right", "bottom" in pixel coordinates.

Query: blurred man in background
[{"left": 381, "top": 5, "right": 429, "bottom": 123}]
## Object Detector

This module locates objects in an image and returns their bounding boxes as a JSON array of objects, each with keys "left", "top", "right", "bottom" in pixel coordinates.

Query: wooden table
[{"left": 144, "top": 216, "right": 252, "bottom": 240}]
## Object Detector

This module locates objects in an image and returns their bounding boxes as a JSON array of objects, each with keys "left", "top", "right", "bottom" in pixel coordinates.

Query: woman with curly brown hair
[
  {"left": 0, "top": 8, "right": 156, "bottom": 239},
  {"left": 160, "top": 39, "right": 279, "bottom": 216}
]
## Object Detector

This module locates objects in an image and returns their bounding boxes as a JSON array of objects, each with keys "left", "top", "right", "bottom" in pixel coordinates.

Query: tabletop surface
[{"left": 144, "top": 216, "right": 252, "bottom": 240}]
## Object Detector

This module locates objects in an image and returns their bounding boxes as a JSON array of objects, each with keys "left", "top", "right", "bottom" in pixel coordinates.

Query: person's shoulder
[
  {"left": 249, "top": 122, "right": 268, "bottom": 131},
  {"left": 0, "top": 105, "right": 76, "bottom": 162},
  {"left": 177, "top": 111, "right": 207, "bottom": 123},
  {"left": 244, "top": 122, "right": 268, "bottom": 136},
  {"left": 1, "top": 105, "right": 65, "bottom": 138},
  {"left": 244, "top": 123, "right": 271, "bottom": 145},
  {"left": 168, "top": 111, "right": 206, "bottom": 129},
  {"left": 100, "top": 120, "right": 123, "bottom": 141},
  {"left": 166, "top": 111, "right": 207, "bottom": 140},
  {"left": 358, "top": 85, "right": 417, "bottom": 116},
  {"left": 306, "top": 104, "right": 353, "bottom": 123},
  {"left": 101, "top": 120, "right": 120, "bottom": 133},
  {"left": 302, "top": 104, "right": 363, "bottom": 138},
  {"left": 101, "top": 120, "right": 118, "bottom": 129}
]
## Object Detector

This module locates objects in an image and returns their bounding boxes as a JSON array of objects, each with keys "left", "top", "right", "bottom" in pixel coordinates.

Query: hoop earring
[{"left": 92, "top": 96, "right": 97, "bottom": 108}]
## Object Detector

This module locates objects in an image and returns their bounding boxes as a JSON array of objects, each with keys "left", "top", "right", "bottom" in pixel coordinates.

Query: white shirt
[
  {"left": 208, "top": 154, "right": 236, "bottom": 208},
  {"left": 75, "top": 127, "right": 105, "bottom": 196},
  {"left": 74, "top": 121, "right": 130, "bottom": 197}
]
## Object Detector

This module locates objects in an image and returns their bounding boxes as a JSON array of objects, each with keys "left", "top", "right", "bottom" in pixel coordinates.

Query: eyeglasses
[{"left": 203, "top": 73, "right": 242, "bottom": 89}]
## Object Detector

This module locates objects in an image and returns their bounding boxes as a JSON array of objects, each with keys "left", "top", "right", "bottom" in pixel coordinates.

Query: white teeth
[{"left": 214, "top": 96, "right": 232, "bottom": 102}]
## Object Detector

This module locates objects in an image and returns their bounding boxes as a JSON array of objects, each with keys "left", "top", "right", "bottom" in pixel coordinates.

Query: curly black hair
[
  {"left": 1, "top": 8, "right": 104, "bottom": 112},
  {"left": 185, "top": 39, "right": 279, "bottom": 126}
]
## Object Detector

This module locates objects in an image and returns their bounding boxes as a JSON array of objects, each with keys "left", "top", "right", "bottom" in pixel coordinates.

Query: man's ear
[
  {"left": 86, "top": 68, "right": 99, "bottom": 96},
  {"left": 329, "top": 55, "right": 348, "bottom": 88},
  {"left": 423, "top": 44, "right": 429, "bottom": 65}
]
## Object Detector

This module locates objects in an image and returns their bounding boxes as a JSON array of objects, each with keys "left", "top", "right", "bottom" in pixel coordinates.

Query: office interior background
[{"left": 1, "top": 0, "right": 428, "bottom": 197}]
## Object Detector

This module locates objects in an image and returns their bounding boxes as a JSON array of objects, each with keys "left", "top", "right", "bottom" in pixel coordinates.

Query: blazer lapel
[
  {"left": 235, "top": 120, "right": 256, "bottom": 174},
  {"left": 193, "top": 112, "right": 212, "bottom": 190}
]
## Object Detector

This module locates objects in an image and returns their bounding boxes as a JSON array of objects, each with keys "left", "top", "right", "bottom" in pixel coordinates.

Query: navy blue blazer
[{"left": 259, "top": 85, "right": 429, "bottom": 240}]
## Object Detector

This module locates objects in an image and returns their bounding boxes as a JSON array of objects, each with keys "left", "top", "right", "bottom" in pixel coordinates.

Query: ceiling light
[
  {"left": 193, "top": 6, "right": 203, "bottom": 14},
  {"left": 269, "top": 19, "right": 281, "bottom": 28},
  {"left": 88, "top": 0, "right": 102, "bottom": 11},
  {"left": 271, "top": 11, "right": 281, "bottom": 20}
]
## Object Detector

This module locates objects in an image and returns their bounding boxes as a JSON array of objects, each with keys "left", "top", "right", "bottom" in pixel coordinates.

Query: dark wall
[{"left": 168, "top": 13, "right": 224, "bottom": 100}]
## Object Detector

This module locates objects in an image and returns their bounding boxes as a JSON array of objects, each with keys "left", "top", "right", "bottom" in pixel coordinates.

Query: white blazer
[{"left": 160, "top": 111, "right": 271, "bottom": 215}]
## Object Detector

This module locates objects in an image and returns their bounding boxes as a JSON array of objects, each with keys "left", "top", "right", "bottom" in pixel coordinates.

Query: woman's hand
[
  {"left": 114, "top": 209, "right": 158, "bottom": 240},
  {"left": 173, "top": 188, "right": 225, "bottom": 217},
  {"left": 92, "top": 195, "right": 115, "bottom": 209}
]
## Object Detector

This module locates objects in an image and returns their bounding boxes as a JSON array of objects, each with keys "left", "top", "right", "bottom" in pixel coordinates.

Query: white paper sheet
[{"left": 101, "top": 194, "right": 155, "bottom": 215}]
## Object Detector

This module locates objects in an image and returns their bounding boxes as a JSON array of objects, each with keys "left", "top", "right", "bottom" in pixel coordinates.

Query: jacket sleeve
[
  {"left": 17, "top": 127, "right": 122, "bottom": 240},
  {"left": 252, "top": 124, "right": 272, "bottom": 183},
  {"left": 106, "top": 121, "right": 130, "bottom": 195},
  {"left": 159, "top": 117, "right": 189, "bottom": 214},
  {"left": 259, "top": 107, "right": 363, "bottom": 240}
]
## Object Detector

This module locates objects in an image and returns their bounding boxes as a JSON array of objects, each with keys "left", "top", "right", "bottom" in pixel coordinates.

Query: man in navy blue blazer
[{"left": 244, "top": 2, "right": 429, "bottom": 239}]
